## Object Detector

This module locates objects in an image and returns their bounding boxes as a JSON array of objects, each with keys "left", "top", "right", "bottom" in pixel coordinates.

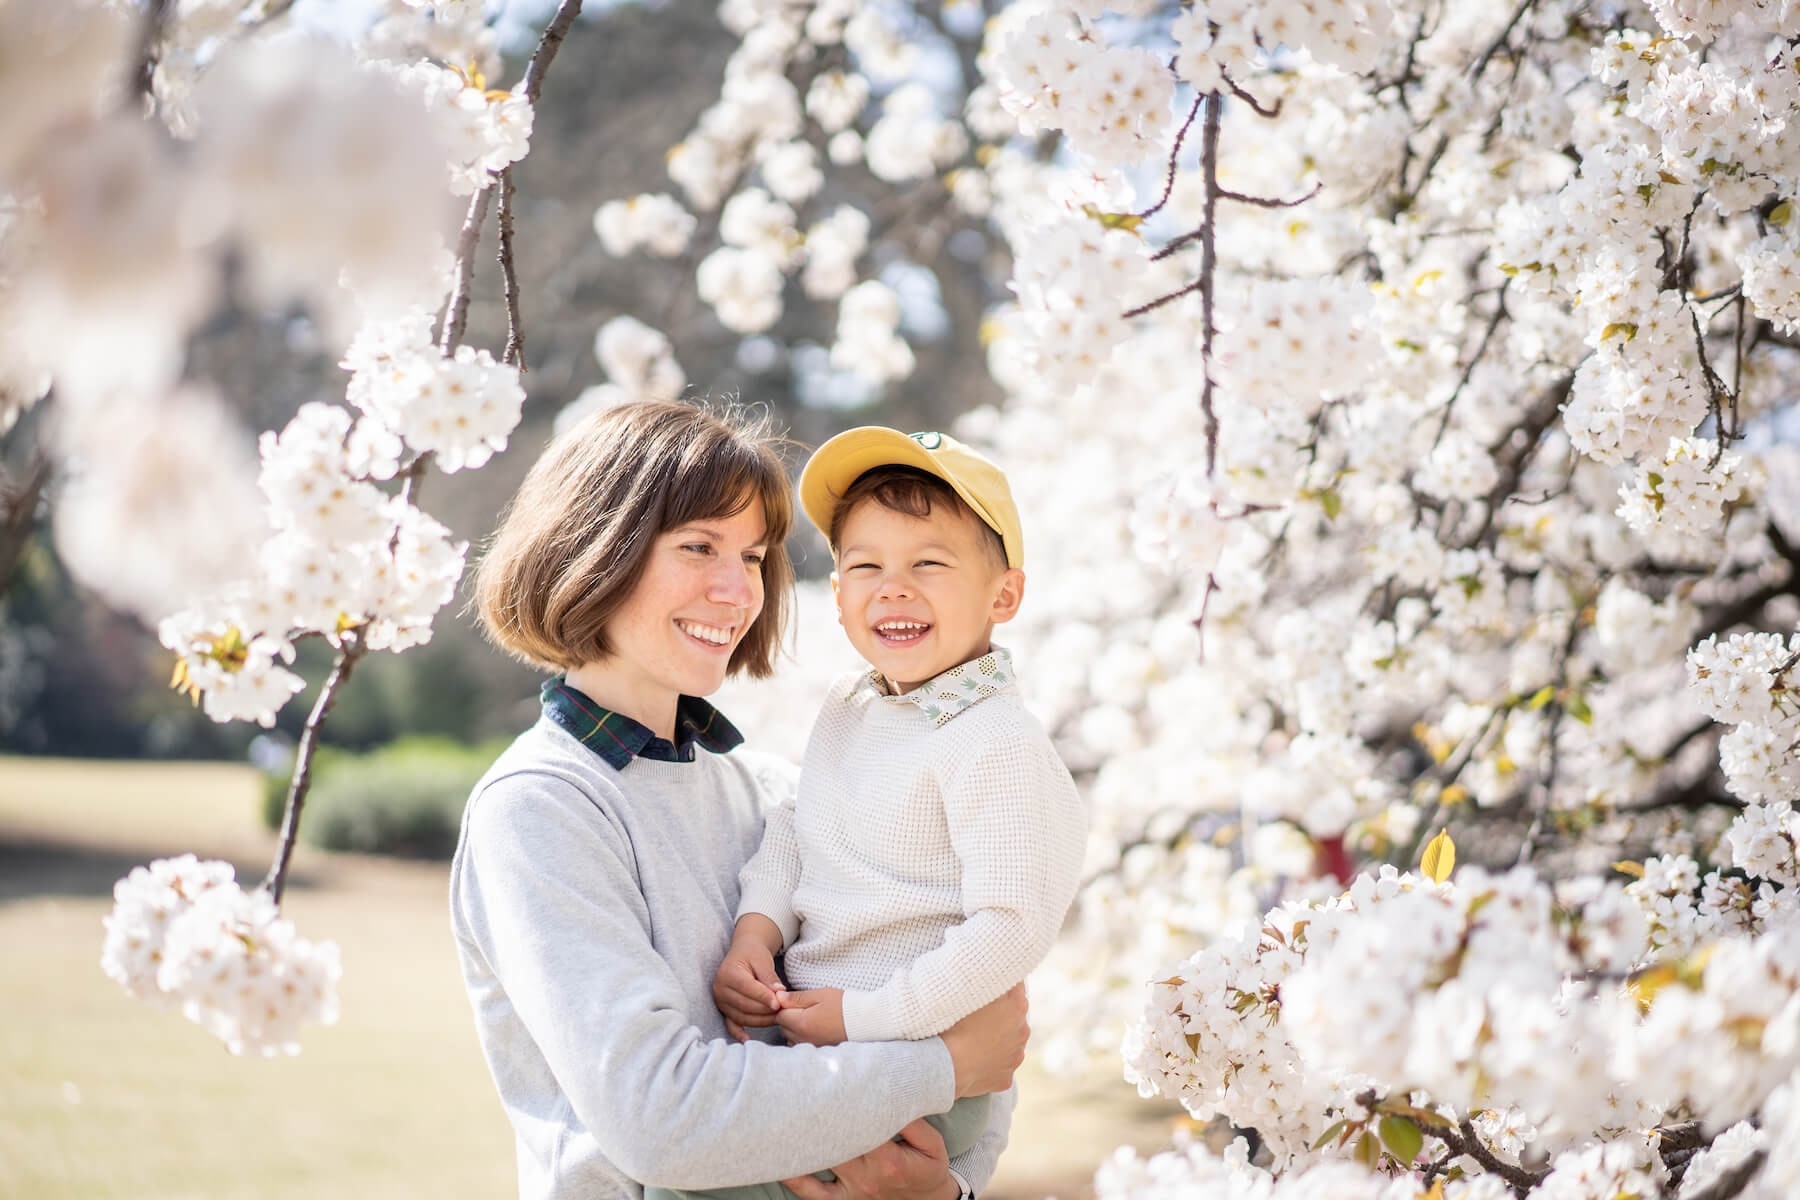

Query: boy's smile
[{"left": 832, "top": 501, "right": 1024, "bottom": 694}]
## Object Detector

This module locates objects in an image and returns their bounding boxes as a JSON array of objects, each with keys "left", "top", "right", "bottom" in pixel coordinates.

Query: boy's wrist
[{"left": 732, "top": 912, "right": 785, "bottom": 953}]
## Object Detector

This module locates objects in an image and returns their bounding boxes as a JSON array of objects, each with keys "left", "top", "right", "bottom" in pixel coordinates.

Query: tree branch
[
  {"left": 521, "top": 0, "right": 586, "bottom": 105},
  {"left": 1436, "top": 1117, "right": 1548, "bottom": 1197},
  {"left": 1680, "top": 1148, "right": 1768, "bottom": 1200},
  {"left": 438, "top": 183, "right": 496, "bottom": 354},
  {"left": 262, "top": 635, "right": 365, "bottom": 904},
  {"left": 498, "top": 166, "right": 525, "bottom": 370}
]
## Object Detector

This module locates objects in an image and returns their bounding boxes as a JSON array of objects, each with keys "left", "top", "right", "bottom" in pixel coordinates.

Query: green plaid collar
[
  {"left": 541, "top": 678, "right": 743, "bottom": 769},
  {"left": 859, "top": 646, "right": 1017, "bottom": 728}
]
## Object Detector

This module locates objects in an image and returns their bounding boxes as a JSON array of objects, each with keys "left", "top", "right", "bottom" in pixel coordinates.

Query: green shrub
[{"left": 260, "top": 736, "right": 509, "bottom": 859}]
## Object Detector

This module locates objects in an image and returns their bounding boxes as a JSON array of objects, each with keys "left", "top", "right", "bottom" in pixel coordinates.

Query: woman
[{"left": 451, "top": 400, "right": 1027, "bottom": 1200}]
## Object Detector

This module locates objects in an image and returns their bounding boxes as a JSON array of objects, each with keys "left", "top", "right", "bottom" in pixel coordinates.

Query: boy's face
[{"left": 831, "top": 498, "right": 1024, "bottom": 694}]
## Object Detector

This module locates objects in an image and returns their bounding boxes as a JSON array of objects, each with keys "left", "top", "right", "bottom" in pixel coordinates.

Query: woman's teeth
[{"left": 677, "top": 619, "right": 732, "bottom": 646}]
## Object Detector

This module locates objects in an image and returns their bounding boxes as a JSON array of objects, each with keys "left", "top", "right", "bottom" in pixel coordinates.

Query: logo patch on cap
[{"left": 910, "top": 431, "right": 943, "bottom": 449}]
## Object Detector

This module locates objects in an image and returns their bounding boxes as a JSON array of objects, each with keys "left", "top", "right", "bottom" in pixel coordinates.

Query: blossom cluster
[{"left": 101, "top": 856, "right": 341, "bottom": 1056}]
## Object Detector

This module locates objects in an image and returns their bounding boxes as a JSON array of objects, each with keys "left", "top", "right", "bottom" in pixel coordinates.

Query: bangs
[{"left": 664, "top": 433, "right": 795, "bottom": 549}]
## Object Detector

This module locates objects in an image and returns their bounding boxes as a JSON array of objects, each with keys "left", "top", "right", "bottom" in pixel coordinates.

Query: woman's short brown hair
[{"left": 474, "top": 400, "right": 794, "bottom": 677}]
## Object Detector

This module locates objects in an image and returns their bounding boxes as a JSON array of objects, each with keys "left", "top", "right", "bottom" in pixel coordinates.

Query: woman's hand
[
  {"left": 941, "top": 983, "right": 1028, "bottom": 1098},
  {"left": 781, "top": 1119, "right": 958, "bottom": 1200},
  {"left": 776, "top": 987, "right": 846, "bottom": 1046},
  {"left": 712, "top": 915, "right": 787, "bottom": 1041}
]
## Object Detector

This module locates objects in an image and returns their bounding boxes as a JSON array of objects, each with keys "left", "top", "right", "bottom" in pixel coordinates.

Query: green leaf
[
  {"left": 1379, "top": 1115, "right": 1424, "bottom": 1164},
  {"left": 1567, "top": 690, "right": 1593, "bottom": 725},
  {"left": 1772, "top": 200, "right": 1793, "bottom": 227},
  {"left": 1354, "top": 1131, "right": 1380, "bottom": 1168},
  {"left": 1312, "top": 1119, "right": 1349, "bottom": 1151},
  {"left": 1527, "top": 685, "right": 1556, "bottom": 710},
  {"left": 1320, "top": 488, "right": 1343, "bottom": 520}
]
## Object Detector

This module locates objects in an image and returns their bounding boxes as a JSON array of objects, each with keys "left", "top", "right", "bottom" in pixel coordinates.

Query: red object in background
[{"left": 1313, "top": 834, "right": 1355, "bottom": 884}]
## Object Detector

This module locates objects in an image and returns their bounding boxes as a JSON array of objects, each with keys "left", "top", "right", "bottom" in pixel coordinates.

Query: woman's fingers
[
  {"left": 725, "top": 1017, "right": 748, "bottom": 1043},
  {"left": 781, "top": 1174, "right": 844, "bottom": 1200}
]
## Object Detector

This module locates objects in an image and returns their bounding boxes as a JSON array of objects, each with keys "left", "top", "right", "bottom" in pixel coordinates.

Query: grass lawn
[{"left": 0, "top": 755, "right": 1181, "bottom": 1199}]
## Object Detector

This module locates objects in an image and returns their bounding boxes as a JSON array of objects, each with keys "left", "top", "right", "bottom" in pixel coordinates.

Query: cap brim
[{"left": 799, "top": 428, "right": 1005, "bottom": 554}]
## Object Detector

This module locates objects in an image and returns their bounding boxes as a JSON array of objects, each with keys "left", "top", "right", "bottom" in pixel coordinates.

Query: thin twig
[
  {"left": 1435, "top": 283, "right": 1511, "bottom": 446},
  {"left": 1469, "top": 0, "right": 1539, "bottom": 85},
  {"left": 498, "top": 166, "right": 525, "bottom": 370},
  {"left": 1135, "top": 94, "right": 1205, "bottom": 221},
  {"left": 439, "top": 184, "right": 496, "bottom": 354},
  {"left": 0, "top": 450, "right": 51, "bottom": 594},
  {"left": 1220, "top": 70, "right": 1281, "bottom": 118},
  {"left": 262, "top": 636, "right": 366, "bottom": 904},
  {"left": 1217, "top": 181, "right": 1325, "bottom": 209},
  {"left": 133, "top": 0, "right": 174, "bottom": 103}
]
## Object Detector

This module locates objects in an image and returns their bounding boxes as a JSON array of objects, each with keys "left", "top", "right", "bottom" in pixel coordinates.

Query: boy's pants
[{"left": 643, "top": 1094, "right": 991, "bottom": 1200}]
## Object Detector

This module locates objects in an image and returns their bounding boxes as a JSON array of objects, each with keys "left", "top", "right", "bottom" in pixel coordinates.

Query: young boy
[{"left": 699, "top": 428, "right": 1086, "bottom": 1199}]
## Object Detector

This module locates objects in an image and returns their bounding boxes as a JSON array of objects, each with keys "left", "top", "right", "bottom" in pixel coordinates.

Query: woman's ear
[{"left": 989, "top": 567, "right": 1025, "bottom": 625}]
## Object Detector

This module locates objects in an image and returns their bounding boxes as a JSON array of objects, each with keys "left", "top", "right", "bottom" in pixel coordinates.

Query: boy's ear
[
  {"left": 989, "top": 567, "right": 1025, "bottom": 625},
  {"left": 830, "top": 571, "right": 843, "bottom": 625}
]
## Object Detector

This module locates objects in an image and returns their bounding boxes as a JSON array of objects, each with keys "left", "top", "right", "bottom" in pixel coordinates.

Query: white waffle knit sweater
[{"left": 736, "top": 657, "right": 1087, "bottom": 1043}]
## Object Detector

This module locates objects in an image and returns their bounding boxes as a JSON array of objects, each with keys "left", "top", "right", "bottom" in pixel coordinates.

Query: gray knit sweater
[{"left": 449, "top": 716, "right": 1013, "bottom": 1199}]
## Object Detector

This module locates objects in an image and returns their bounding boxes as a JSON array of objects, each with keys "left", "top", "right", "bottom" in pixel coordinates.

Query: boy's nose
[{"left": 876, "top": 573, "right": 914, "bottom": 599}]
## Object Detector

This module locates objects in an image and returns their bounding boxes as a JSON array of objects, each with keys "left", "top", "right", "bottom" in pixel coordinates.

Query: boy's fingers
[{"left": 726, "top": 1018, "right": 748, "bottom": 1042}]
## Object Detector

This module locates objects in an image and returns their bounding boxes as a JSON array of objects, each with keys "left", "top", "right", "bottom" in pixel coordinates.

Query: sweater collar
[
  {"left": 541, "top": 678, "right": 743, "bottom": 769},
  {"left": 856, "top": 646, "right": 1016, "bottom": 728}
]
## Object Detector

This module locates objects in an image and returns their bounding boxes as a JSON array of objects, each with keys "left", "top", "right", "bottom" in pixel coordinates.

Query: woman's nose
[{"left": 709, "top": 560, "right": 756, "bottom": 606}]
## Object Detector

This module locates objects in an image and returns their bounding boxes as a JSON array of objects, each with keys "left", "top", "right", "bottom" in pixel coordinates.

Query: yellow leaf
[
  {"left": 1627, "top": 963, "right": 1679, "bottom": 1011},
  {"left": 1414, "top": 270, "right": 1443, "bottom": 289},
  {"left": 1613, "top": 860, "right": 1646, "bottom": 879},
  {"left": 1079, "top": 203, "right": 1145, "bottom": 233},
  {"left": 1420, "top": 828, "right": 1456, "bottom": 883},
  {"left": 1440, "top": 784, "right": 1469, "bottom": 806},
  {"left": 1600, "top": 322, "right": 1639, "bottom": 342}
]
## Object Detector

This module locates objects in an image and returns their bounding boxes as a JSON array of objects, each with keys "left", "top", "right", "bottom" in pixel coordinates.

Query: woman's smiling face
[{"left": 586, "top": 497, "right": 769, "bottom": 733}]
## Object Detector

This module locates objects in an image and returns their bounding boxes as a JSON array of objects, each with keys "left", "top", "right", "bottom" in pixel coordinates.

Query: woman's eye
[
  {"left": 743, "top": 552, "right": 766, "bottom": 566},
  {"left": 682, "top": 543, "right": 713, "bottom": 555}
]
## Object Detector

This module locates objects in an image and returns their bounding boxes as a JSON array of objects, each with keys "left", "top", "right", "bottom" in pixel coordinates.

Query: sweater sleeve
[
  {"left": 948, "top": 1084, "right": 1016, "bottom": 1195},
  {"left": 452, "top": 769, "right": 956, "bottom": 1189},
  {"left": 839, "top": 724, "right": 1088, "bottom": 1043},
  {"left": 734, "top": 796, "right": 802, "bottom": 947}
]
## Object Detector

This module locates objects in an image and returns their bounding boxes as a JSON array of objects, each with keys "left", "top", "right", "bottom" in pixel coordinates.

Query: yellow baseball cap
[{"left": 799, "top": 427, "right": 1024, "bottom": 568}]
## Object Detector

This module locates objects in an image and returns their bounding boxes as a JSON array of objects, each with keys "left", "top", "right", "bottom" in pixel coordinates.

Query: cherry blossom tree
[{"left": 8, "top": 0, "right": 1800, "bottom": 1195}]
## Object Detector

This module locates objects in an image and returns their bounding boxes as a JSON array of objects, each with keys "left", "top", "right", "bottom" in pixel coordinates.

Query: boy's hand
[
  {"left": 712, "top": 916, "right": 787, "bottom": 1041},
  {"left": 776, "top": 987, "right": 847, "bottom": 1046}
]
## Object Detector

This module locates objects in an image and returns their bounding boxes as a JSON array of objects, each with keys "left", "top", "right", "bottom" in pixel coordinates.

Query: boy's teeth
[{"left": 677, "top": 620, "right": 730, "bottom": 645}]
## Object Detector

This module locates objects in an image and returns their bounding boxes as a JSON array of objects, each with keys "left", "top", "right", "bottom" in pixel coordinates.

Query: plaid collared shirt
[
  {"left": 541, "top": 678, "right": 743, "bottom": 770},
  {"left": 854, "top": 646, "right": 1017, "bottom": 728}
]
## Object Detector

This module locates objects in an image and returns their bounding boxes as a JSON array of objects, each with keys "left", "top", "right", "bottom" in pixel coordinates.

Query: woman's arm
[{"left": 454, "top": 771, "right": 954, "bottom": 1190}]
